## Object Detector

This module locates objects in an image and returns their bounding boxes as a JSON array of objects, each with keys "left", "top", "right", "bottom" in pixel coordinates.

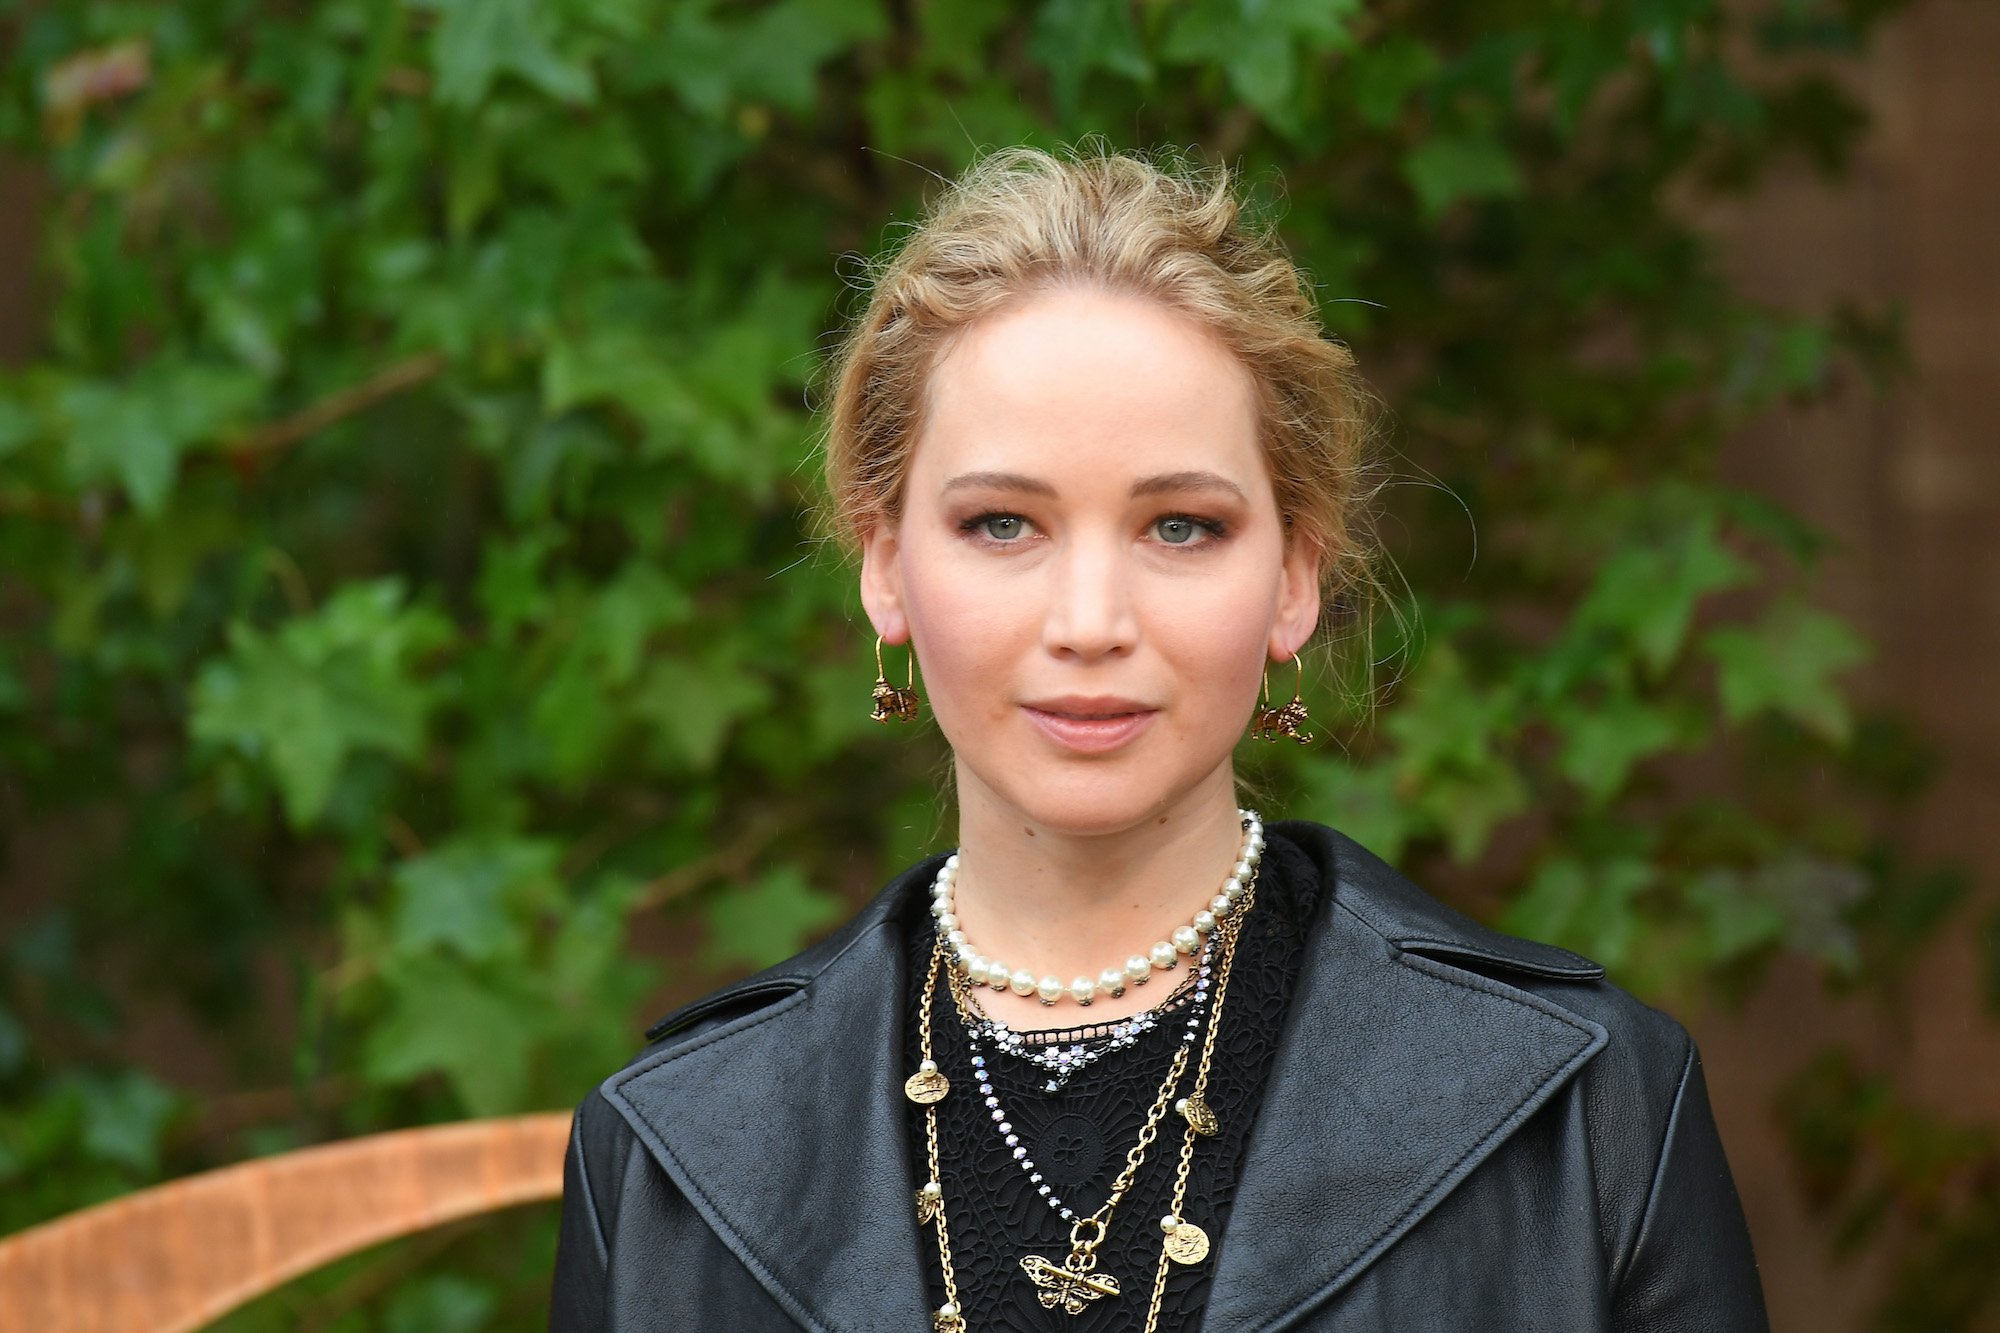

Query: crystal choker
[{"left": 929, "top": 809, "right": 1264, "bottom": 1007}]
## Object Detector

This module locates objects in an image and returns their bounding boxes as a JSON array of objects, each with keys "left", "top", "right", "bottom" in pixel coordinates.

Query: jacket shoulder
[{"left": 1280, "top": 818, "right": 1695, "bottom": 1113}]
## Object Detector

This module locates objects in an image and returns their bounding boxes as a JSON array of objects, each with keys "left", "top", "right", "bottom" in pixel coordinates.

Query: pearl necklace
[{"left": 929, "top": 809, "right": 1264, "bottom": 1007}]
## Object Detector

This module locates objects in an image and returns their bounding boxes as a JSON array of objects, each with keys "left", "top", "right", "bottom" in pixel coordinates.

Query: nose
[{"left": 1041, "top": 531, "right": 1140, "bottom": 662}]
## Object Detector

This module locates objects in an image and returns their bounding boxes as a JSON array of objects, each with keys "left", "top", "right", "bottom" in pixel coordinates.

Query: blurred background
[{"left": 1, "top": 0, "right": 1995, "bottom": 1329}]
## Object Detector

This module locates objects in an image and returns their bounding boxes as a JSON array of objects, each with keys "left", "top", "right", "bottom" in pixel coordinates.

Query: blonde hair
[{"left": 820, "top": 143, "right": 1391, "bottom": 672}]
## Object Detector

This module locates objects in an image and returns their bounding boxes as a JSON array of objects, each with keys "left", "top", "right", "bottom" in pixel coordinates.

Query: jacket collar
[{"left": 603, "top": 821, "right": 1607, "bottom": 1333}]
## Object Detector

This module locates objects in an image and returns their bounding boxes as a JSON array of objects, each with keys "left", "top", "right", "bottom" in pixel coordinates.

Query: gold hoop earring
[
  {"left": 1251, "top": 654, "right": 1312, "bottom": 745},
  {"left": 869, "top": 635, "right": 922, "bottom": 724}
]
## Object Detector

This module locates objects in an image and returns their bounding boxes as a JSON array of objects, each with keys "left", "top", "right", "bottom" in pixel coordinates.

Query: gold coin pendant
[
  {"left": 1164, "top": 1221, "right": 1211, "bottom": 1265},
  {"left": 905, "top": 1069, "right": 950, "bottom": 1104},
  {"left": 1179, "top": 1092, "right": 1220, "bottom": 1136}
]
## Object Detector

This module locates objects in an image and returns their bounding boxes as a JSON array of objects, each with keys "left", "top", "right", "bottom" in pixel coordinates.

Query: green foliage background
[{"left": 1, "top": 0, "right": 1995, "bottom": 1328}]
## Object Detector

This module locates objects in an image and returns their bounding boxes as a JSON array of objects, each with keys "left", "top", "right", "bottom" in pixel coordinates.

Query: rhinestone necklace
[{"left": 955, "top": 930, "right": 1216, "bottom": 1095}]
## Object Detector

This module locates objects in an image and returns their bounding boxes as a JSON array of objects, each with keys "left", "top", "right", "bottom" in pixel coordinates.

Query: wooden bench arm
[{"left": 0, "top": 1112, "right": 572, "bottom": 1333}]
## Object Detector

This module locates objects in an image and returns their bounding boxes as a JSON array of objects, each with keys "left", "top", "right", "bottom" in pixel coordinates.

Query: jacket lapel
[
  {"left": 603, "top": 861, "right": 939, "bottom": 1333},
  {"left": 1202, "top": 823, "right": 1609, "bottom": 1331}
]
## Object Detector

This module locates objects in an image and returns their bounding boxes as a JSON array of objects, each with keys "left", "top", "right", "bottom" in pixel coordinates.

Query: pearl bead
[
  {"left": 925, "top": 809, "right": 1263, "bottom": 1010},
  {"left": 922, "top": 1180, "right": 942, "bottom": 1197},
  {"left": 1160, "top": 1214, "right": 1181, "bottom": 1233},
  {"left": 939, "top": 1302, "right": 959, "bottom": 1318},
  {"left": 919, "top": 1059, "right": 937, "bottom": 1073}
]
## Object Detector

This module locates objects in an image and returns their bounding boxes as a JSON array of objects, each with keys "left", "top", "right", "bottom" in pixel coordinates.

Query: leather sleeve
[
  {"left": 1609, "top": 1037, "right": 1771, "bottom": 1332},
  {"left": 548, "top": 1094, "right": 611, "bottom": 1332}
]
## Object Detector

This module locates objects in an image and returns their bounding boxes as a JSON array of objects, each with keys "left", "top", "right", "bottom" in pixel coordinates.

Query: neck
[{"left": 945, "top": 764, "right": 1249, "bottom": 1014}]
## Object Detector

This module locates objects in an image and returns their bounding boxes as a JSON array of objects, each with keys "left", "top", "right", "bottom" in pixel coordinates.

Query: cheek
[
  {"left": 897, "top": 554, "right": 1034, "bottom": 717},
  {"left": 1145, "top": 581, "right": 1276, "bottom": 707}
]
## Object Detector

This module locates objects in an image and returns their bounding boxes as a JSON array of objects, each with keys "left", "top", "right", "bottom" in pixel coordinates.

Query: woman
[{"left": 549, "top": 147, "right": 1769, "bottom": 1331}]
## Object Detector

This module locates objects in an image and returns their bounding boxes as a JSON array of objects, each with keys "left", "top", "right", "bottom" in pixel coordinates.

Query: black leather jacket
[{"left": 550, "top": 821, "right": 1770, "bottom": 1330}]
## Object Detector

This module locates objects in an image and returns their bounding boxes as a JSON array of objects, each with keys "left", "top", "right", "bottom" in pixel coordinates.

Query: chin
[{"left": 973, "top": 757, "right": 1224, "bottom": 839}]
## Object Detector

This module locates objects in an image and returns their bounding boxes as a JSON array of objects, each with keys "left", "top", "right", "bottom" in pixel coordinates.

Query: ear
[
  {"left": 1268, "top": 534, "right": 1325, "bottom": 662},
  {"left": 858, "top": 515, "right": 911, "bottom": 644}
]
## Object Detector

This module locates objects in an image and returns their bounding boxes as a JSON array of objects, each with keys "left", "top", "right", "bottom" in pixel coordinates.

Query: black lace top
[{"left": 900, "top": 833, "right": 1323, "bottom": 1329}]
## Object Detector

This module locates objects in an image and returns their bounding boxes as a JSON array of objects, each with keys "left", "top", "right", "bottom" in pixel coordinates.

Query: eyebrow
[{"left": 939, "top": 469, "right": 1248, "bottom": 503}]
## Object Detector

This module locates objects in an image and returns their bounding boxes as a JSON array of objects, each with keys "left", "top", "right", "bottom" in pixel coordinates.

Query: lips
[{"left": 1021, "top": 696, "right": 1159, "bottom": 754}]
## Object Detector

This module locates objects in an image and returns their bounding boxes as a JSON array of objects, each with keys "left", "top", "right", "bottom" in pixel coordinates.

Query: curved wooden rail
[{"left": 0, "top": 1112, "right": 572, "bottom": 1333}]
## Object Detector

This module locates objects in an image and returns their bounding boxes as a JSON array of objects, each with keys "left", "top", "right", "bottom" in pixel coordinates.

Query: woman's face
[{"left": 860, "top": 287, "right": 1322, "bottom": 837}]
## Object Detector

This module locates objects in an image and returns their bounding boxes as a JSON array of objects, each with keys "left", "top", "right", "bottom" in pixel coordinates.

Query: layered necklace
[
  {"left": 957, "top": 932, "right": 1214, "bottom": 1097},
  {"left": 906, "top": 815, "right": 1261, "bottom": 1332},
  {"left": 930, "top": 809, "right": 1266, "bottom": 1006}
]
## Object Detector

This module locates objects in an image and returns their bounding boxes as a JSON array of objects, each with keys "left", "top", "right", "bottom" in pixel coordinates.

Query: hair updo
[{"left": 820, "top": 143, "right": 1382, "bottom": 617}]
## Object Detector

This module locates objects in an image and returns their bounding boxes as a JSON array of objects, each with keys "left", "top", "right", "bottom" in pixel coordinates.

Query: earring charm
[
  {"left": 870, "top": 635, "right": 922, "bottom": 723},
  {"left": 1251, "top": 655, "right": 1312, "bottom": 744}
]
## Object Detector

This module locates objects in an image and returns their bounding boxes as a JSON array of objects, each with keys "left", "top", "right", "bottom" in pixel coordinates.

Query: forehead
[{"left": 910, "top": 288, "right": 1267, "bottom": 490}]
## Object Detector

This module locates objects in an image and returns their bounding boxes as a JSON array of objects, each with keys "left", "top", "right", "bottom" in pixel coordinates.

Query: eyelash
[{"left": 956, "top": 512, "right": 1230, "bottom": 548}]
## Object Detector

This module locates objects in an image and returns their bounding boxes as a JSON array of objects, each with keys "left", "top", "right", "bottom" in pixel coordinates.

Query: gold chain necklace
[{"left": 908, "top": 868, "right": 1258, "bottom": 1330}]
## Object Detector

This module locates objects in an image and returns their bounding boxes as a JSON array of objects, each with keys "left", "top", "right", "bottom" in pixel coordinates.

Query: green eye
[
  {"left": 981, "top": 516, "right": 1025, "bottom": 540},
  {"left": 1156, "top": 517, "right": 1197, "bottom": 544}
]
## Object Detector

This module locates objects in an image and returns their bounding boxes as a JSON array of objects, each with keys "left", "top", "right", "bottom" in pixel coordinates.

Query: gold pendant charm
[
  {"left": 1250, "top": 696, "right": 1311, "bottom": 744},
  {"left": 1177, "top": 1093, "right": 1220, "bottom": 1136},
  {"left": 1020, "top": 1252, "right": 1120, "bottom": 1314},
  {"left": 916, "top": 1181, "right": 943, "bottom": 1226},
  {"left": 932, "top": 1302, "right": 966, "bottom": 1331},
  {"left": 870, "top": 679, "right": 921, "bottom": 723},
  {"left": 905, "top": 1061, "right": 949, "bottom": 1104},
  {"left": 1163, "top": 1220, "right": 1211, "bottom": 1265}
]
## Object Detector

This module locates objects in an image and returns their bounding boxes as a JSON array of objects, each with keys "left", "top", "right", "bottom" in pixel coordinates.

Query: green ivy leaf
[
  {"left": 1682, "top": 866, "right": 1790, "bottom": 965},
  {"left": 1705, "top": 596, "right": 1872, "bottom": 743},
  {"left": 388, "top": 834, "right": 564, "bottom": 962},
  {"left": 364, "top": 956, "right": 556, "bottom": 1114},
  {"left": 1344, "top": 34, "right": 1440, "bottom": 129},
  {"left": 384, "top": 1274, "right": 499, "bottom": 1333},
  {"left": 1400, "top": 134, "right": 1522, "bottom": 219},
  {"left": 1162, "top": 0, "right": 1357, "bottom": 134},
  {"left": 425, "top": 0, "right": 597, "bottom": 107},
  {"left": 1029, "top": 0, "right": 1151, "bottom": 118},
  {"left": 74, "top": 1070, "right": 181, "bottom": 1176},
  {"left": 1554, "top": 690, "right": 1693, "bottom": 804},
  {"left": 1551, "top": 514, "right": 1758, "bottom": 690},
  {"left": 1299, "top": 757, "right": 1420, "bottom": 867},
  {"left": 634, "top": 653, "right": 774, "bottom": 773},
  {"left": 702, "top": 865, "right": 847, "bottom": 971},
  {"left": 189, "top": 579, "right": 454, "bottom": 828},
  {"left": 58, "top": 360, "right": 263, "bottom": 517},
  {"left": 1503, "top": 856, "right": 1656, "bottom": 971}
]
